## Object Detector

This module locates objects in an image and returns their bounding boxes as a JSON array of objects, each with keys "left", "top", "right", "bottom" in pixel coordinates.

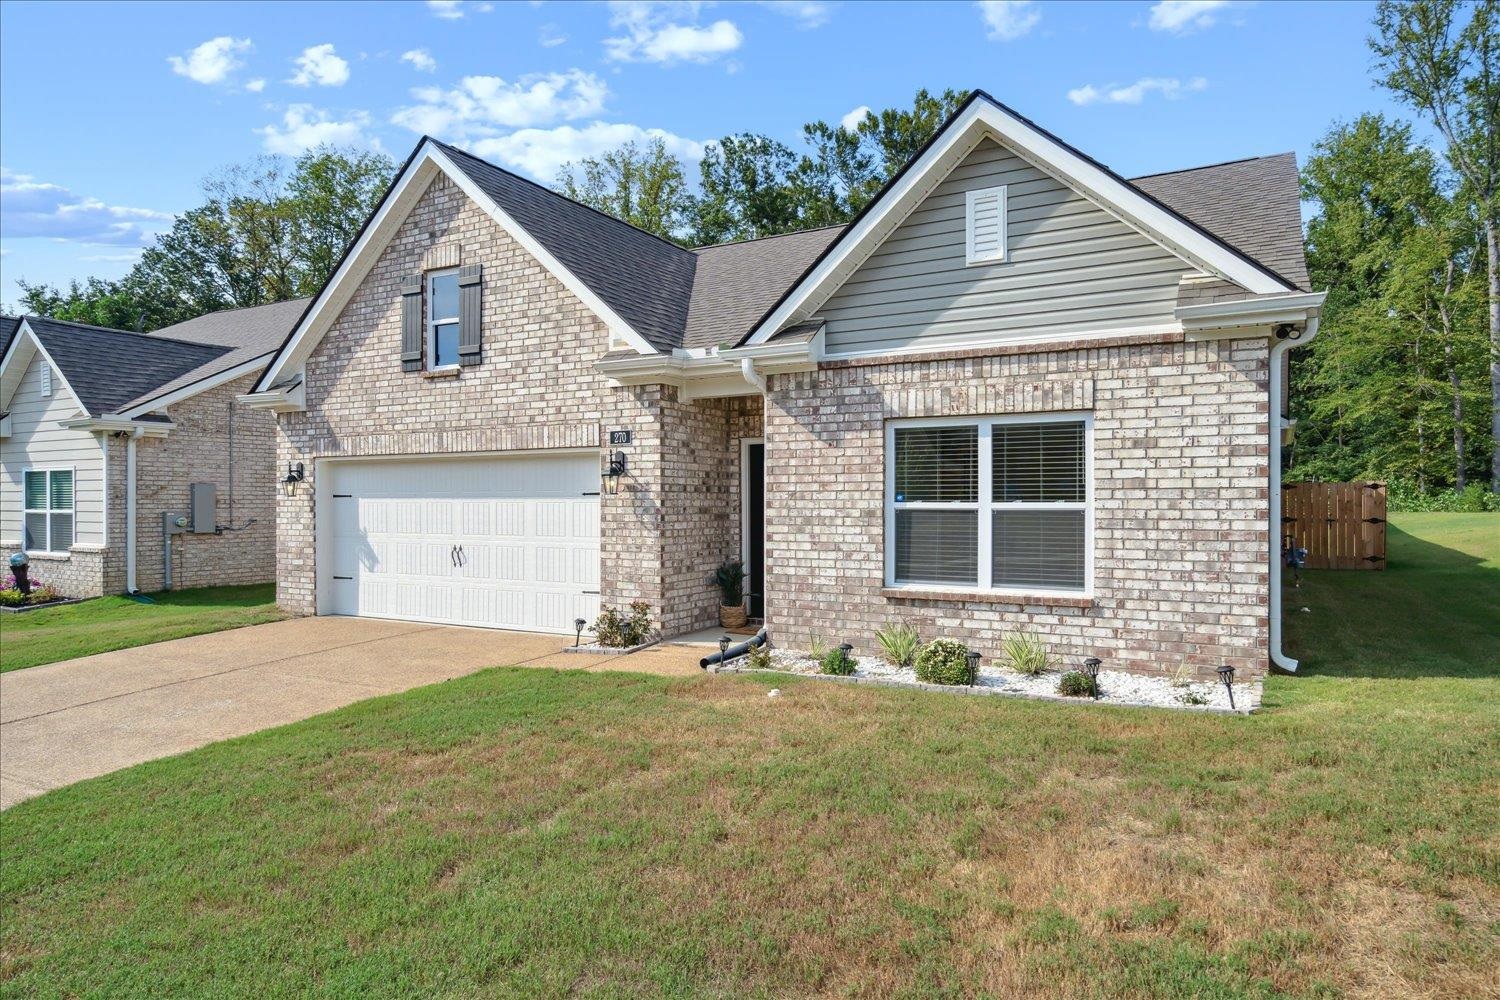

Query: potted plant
[{"left": 714, "top": 559, "right": 747, "bottom": 629}]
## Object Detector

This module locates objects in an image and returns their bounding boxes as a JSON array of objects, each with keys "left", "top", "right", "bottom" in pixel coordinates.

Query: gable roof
[
  {"left": 18, "top": 317, "right": 230, "bottom": 416},
  {"left": 684, "top": 227, "right": 845, "bottom": 350},
  {"left": 1131, "top": 153, "right": 1309, "bottom": 292},
  {"left": 1, "top": 299, "right": 305, "bottom": 419}
]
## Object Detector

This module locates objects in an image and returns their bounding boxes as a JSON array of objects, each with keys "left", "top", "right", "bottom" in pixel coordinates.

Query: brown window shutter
[
  {"left": 458, "top": 263, "right": 482, "bottom": 366},
  {"left": 400, "top": 274, "right": 423, "bottom": 372}
]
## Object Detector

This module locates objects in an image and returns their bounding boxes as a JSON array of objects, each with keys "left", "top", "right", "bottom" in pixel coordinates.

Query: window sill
[
  {"left": 881, "top": 587, "right": 1092, "bottom": 608},
  {"left": 22, "top": 550, "right": 73, "bottom": 561},
  {"left": 422, "top": 367, "right": 461, "bottom": 380}
]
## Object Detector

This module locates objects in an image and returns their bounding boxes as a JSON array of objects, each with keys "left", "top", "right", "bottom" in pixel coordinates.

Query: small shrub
[
  {"left": 1057, "top": 670, "right": 1095, "bottom": 698},
  {"left": 914, "top": 639, "right": 974, "bottom": 685},
  {"left": 808, "top": 634, "right": 830, "bottom": 660},
  {"left": 591, "top": 601, "right": 654, "bottom": 647},
  {"left": 1001, "top": 630, "right": 1052, "bottom": 675},
  {"left": 820, "top": 648, "right": 856, "bottom": 675},
  {"left": 1177, "top": 690, "right": 1209, "bottom": 706},
  {"left": 1386, "top": 478, "right": 1500, "bottom": 512},
  {"left": 874, "top": 621, "right": 921, "bottom": 666},
  {"left": 0, "top": 583, "right": 61, "bottom": 607},
  {"left": 1170, "top": 661, "right": 1194, "bottom": 688},
  {"left": 746, "top": 643, "right": 774, "bottom": 670},
  {"left": 0, "top": 588, "right": 22, "bottom": 608}
]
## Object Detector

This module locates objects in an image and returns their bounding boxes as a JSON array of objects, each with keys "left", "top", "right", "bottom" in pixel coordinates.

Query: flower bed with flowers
[{"left": 0, "top": 572, "right": 68, "bottom": 609}]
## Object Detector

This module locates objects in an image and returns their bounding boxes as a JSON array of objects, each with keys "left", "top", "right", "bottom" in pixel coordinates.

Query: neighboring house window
[
  {"left": 427, "top": 268, "right": 460, "bottom": 369},
  {"left": 40, "top": 363, "right": 51, "bottom": 397},
  {"left": 23, "top": 469, "right": 74, "bottom": 554},
  {"left": 965, "top": 185, "right": 1007, "bottom": 265},
  {"left": 887, "top": 415, "right": 1090, "bottom": 593}
]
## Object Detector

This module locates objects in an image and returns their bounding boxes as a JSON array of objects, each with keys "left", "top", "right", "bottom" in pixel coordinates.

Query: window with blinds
[
  {"left": 889, "top": 418, "right": 1089, "bottom": 593},
  {"left": 23, "top": 469, "right": 74, "bottom": 554}
]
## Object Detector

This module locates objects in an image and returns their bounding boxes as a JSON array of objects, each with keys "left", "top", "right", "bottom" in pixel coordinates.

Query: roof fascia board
[
  {"left": 1, "top": 322, "right": 89, "bottom": 414},
  {"left": 1177, "top": 290, "right": 1326, "bottom": 335},
  {"left": 116, "top": 353, "right": 272, "bottom": 419},
  {"left": 745, "top": 99, "right": 1293, "bottom": 346},
  {"left": 61, "top": 415, "right": 173, "bottom": 437},
  {"left": 425, "top": 144, "right": 657, "bottom": 356}
]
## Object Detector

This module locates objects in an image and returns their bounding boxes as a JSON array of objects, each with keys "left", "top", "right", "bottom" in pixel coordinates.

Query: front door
[{"left": 744, "top": 441, "right": 765, "bottom": 619}]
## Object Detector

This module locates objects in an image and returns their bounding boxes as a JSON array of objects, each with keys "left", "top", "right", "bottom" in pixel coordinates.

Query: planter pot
[{"left": 719, "top": 604, "right": 748, "bottom": 629}]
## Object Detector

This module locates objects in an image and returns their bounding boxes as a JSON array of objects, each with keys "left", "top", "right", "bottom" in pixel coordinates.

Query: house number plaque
[{"left": 609, "top": 430, "right": 632, "bottom": 445}]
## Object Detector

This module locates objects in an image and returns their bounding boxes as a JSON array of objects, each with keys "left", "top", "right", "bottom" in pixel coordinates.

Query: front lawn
[
  {"left": 2, "top": 517, "right": 1495, "bottom": 997},
  {"left": 0, "top": 583, "right": 285, "bottom": 673}
]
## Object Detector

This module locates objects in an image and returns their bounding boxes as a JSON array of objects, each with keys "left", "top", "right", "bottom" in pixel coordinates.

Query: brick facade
[
  {"left": 3, "top": 547, "right": 106, "bottom": 598},
  {"left": 762, "top": 335, "right": 1272, "bottom": 680}
]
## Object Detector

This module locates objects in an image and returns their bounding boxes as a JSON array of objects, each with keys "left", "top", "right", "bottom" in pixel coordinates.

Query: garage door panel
[{"left": 324, "top": 455, "right": 600, "bottom": 635}]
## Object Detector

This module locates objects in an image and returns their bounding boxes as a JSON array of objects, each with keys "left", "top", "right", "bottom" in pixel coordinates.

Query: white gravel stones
[{"left": 735, "top": 648, "right": 1261, "bottom": 714}]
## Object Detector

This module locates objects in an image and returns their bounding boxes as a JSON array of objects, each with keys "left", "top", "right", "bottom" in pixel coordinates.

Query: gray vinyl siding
[
  {"left": 0, "top": 352, "right": 105, "bottom": 549},
  {"left": 820, "top": 137, "right": 1194, "bottom": 355}
]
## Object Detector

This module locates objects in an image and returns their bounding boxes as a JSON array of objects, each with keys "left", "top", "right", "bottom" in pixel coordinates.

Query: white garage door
[{"left": 323, "top": 453, "right": 600, "bottom": 634}]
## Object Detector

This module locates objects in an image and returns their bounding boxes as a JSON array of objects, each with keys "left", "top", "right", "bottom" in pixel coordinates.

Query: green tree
[
  {"left": 1372, "top": 0, "right": 1500, "bottom": 486},
  {"left": 690, "top": 133, "right": 804, "bottom": 245},
  {"left": 556, "top": 138, "right": 691, "bottom": 244},
  {"left": 289, "top": 145, "right": 397, "bottom": 292}
]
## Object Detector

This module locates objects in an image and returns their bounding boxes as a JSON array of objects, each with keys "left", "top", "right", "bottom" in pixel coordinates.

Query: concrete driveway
[{"left": 0, "top": 616, "right": 704, "bottom": 809}]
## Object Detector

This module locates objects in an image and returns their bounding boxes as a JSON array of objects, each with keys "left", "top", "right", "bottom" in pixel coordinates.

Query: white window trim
[
  {"left": 884, "top": 412, "right": 1093, "bottom": 599},
  {"left": 426, "top": 267, "right": 461, "bottom": 371},
  {"left": 22, "top": 466, "right": 76, "bottom": 557},
  {"left": 964, "top": 184, "right": 1007, "bottom": 266}
]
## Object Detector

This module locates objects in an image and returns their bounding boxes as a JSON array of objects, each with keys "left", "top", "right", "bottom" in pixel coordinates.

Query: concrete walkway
[{"left": 0, "top": 616, "right": 706, "bottom": 809}]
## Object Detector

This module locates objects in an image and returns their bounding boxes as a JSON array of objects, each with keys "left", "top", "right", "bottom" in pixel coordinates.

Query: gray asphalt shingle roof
[{"left": 684, "top": 227, "right": 845, "bottom": 350}]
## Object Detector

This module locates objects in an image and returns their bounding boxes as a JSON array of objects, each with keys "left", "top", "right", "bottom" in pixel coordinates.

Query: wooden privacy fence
[{"left": 1281, "top": 481, "right": 1387, "bottom": 570}]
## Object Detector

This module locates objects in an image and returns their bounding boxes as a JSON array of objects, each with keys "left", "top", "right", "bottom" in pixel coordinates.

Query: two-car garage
[{"left": 319, "top": 453, "right": 601, "bottom": 634}]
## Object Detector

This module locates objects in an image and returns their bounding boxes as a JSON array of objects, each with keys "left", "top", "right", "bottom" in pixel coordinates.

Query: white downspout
[
  {"left": 125, "top": 427, "right": 142, "bottom": 594},
  {"left": 1269, "top": 316, "right": 1319, "bottom": 673},
  {"left": 740, "top": 357, "right": 767, "bottom": 394}
]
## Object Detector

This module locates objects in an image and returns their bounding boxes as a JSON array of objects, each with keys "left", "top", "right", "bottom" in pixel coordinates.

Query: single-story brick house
[
  {"left": 244, "top": 91, "right": 1323, "bottom": 678},
  {"left": 0, "top": 300, "right": 305, "bottom": 597}
]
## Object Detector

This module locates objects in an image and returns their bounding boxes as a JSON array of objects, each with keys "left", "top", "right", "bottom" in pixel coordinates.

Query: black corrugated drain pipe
[{"left": 700, "top": 629, "right": 768, "bottom": 669}]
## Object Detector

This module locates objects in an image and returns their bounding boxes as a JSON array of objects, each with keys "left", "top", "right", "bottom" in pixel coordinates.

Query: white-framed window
[
  {"left": 426, "top": 268, "right": 460, "bottom": 370},
  {"left": 965, "top": 184, "right": 1007, "bottom": 265},
  {"left": 886, "top": 413, "right": 1091, "bottom": 595},
  {"left": 23, "top": 468, "right": 74, "bottom": 554}
]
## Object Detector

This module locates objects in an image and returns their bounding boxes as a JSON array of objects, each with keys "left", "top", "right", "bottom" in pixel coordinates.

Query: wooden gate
[{"left": 1281, "top": 481, "right": 1387, "bottom": 570}]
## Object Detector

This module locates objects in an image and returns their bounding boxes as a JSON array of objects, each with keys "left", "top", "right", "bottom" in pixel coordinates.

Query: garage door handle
[
  {"left": 450, "top": 544, "right": 458, "bottom": 567},
  {"left": 457, "top": 545, "right": 466, "bottom": 567}
]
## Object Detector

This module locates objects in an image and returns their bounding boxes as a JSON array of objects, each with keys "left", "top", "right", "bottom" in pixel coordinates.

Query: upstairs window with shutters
[
  {"left": 964, "top": 185, "right": 1007, "bottom": 265},
  {"left": 23, "top": 468, "right": 74, "bottom": 554},
  {"left": 887, "top": 415, "right": 1090, "bottom": 594},
  {"left": 426, "top": 268, "right": 461, "bottom": 370}
]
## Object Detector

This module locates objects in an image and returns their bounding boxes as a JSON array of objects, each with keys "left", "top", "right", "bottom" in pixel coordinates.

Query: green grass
[
  {"left": 0, "top": 583, "right": 285, "bottom": 673},
  {"left": 2, "top": 517, "right": 1496, "bottom": 998}
]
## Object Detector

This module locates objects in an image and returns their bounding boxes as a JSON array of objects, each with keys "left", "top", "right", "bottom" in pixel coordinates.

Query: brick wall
[
  {"left": 1, "top": 547, "right": 104, "bottom": 598},
  {"left": 763, "top": 334, "right": 1272, "bottom": 679},
  {"left": 121, "top": 374, "right": 278, "bottom": 594},
  {"left": 274, "top": 172, "right": 678, "bottom": 629}
]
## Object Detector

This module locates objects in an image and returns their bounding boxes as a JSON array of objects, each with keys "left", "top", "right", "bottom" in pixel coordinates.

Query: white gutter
[
  {"left": 1268, "top": 315, "right": 1320, "bottom": 673},
  {"left": 125, "top": 427, "right": 143, "bottom": 593},
  {"left": 740, "top": 357, "right": 767, "bottom": 393}
]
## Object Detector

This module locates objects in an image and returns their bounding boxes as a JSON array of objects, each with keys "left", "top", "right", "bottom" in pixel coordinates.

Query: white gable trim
[
  {"left": 254, "top": 140, "right": 655, "bottom": 392},
  {"left": 115, "top": 352, "right": 273, "bottom": 420},
  {"left": 0, "top": 321, "right": 87, "bottom": 415},
  {"left": 745, "top": 97, "right": 1294, "bottom": 346}
]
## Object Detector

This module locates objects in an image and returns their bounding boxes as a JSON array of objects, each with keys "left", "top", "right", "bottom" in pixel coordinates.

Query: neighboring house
[
  {"left": 245, "top": 91, "right": 1323, "bottom": 678},
  {"left": 0, "top": 300, "right": 307, "bottom": 597}
]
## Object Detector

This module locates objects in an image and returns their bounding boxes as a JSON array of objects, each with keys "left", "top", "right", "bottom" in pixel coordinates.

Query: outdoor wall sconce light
[
  {"left": 965, "top": 649, "right": 981, "bottom": 686},
  {"left": 281, "top": 462, "right": 305, "bottom": 497},
  {"left": 574, "top": 618, "right": 587, "bottom": 648},
  {"left": 602, "top": 451, "right": 627, "bottom": 495},
  {"left": 1083, "top": 657, "right": 1102, "bottom": 700},
  {"left": 838, "top": 643, "right": 853, "bottom": 673},
  {"left": 1217, "top": 665, "right": 1236, "bottom": 710}
]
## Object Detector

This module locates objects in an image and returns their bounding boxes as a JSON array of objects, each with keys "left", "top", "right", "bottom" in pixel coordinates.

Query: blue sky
[{"left": 0, "top": 0, "right": 1411, "bottom": 307}]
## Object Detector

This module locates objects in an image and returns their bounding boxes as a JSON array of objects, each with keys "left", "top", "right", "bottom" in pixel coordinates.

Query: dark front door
[{"left": 746, "top": 442, "right": 765, "bottom": 619}]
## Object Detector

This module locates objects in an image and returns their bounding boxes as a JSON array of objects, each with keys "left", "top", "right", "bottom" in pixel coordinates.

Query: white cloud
[
  {"left": 256, "top": 105, "right": 378, "bottom": 155},
  {"left": 79, "top": 251, "right": 145, "bottom": 263},
  {"left": 428, "top": 0, "right": 465, "bottom": 18},
  {"left": 167, "top": 36, "right": 252, "bottom": 85},
  {"left": 470, "top": 122, "right": 706, "bottom": 181},
  {"left": 840, "top": 105, "right": 872, "bottom": 132},
  {"left": 289, "top": 44, "right": 350, "bottom": 87},
  {"left": 976, "top": 1, "right": 1040, "bottom": 41},
  {"left": 604, "top": 2, "right": 744, "bottom": 65},
  {"left": 539, "top": 23, "right": 568, "bottom": 47},
  {"left": 758, "top": 1, "right": 831, "bottom": 28},
  {"left": 0, "top": 167, "right": 172, "bottom": 247},
  {"left": 245, "top": 78, "right": 267, "bottom": 93},
  {"left": 391, "top": 70, "right": 609, "bottom": 137},
  {"left": 1067, "top": 76, "right": 1207, "bottom": 106},
  {"left": 1148, "top": 0, "right": 1231, "bottom": 34},
  {"left": 401, "top": 48, "right": 438, "bottom": 72}
]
